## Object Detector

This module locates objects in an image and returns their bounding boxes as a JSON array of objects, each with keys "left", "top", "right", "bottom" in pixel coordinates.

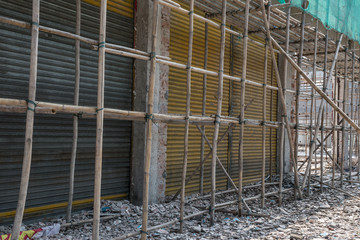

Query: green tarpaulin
[{"left": 290, "top": 0, "right": 360, "bottom": 43}]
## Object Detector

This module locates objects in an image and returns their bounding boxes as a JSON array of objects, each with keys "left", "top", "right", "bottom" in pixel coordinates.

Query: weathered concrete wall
[
  {"left": 131, "top": 1, "right": 169, "bottom": 205},
  {"left": 278, "top": 54, "right": 297, "bottom": 174}
]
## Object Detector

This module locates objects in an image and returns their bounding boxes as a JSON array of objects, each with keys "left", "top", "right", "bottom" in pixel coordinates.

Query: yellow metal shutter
[{"left": 166, "top": 3, "right": 278, "bottom": 195}]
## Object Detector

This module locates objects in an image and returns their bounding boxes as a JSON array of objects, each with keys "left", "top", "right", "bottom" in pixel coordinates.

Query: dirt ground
[{"left": 1, "top": 174, "right": 360, "bottom": 239}]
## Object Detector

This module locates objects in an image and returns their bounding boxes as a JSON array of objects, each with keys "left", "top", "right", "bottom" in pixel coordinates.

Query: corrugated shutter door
[
  {"left": 230, "top": 35, "right": 278, "bottom": 184},
  {"left": 0, "top": 0, "right": 134, "bottom": 220},
  {"left": 166, "top": 4, "right": 277, "bottom": 195}
]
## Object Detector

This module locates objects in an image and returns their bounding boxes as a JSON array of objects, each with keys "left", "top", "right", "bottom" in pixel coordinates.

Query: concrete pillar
[
  {"left": 131, "top": 1, "right": 170, "bottom": 205},
  {"left": 278, "top": 54, "right": 297, "bottom": 174}
]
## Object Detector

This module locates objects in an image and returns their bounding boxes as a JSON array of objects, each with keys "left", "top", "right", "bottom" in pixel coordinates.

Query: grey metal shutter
[{"left": 0, "top": 0, "right": 133, "bottom": 221}]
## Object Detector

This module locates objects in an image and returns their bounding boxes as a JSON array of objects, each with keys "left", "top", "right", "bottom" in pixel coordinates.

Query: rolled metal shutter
[
  {"left": 166, "top": 4, "right": 277, "bottom": 195},
  {"left": 0, "top": 0, "right": 134, "bottom": 222}
]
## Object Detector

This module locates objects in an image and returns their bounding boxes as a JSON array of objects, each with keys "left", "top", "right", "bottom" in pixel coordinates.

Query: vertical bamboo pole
[
  {"left": 66, "top": 0, "right": 81, "bottom": 223},
  {"left": 180, "top": 0, "right": 194, "bottom": 232},
  {"left": 295, "top": 12, "right": 305, "bottom": 196},
  {"left": 341, "top": 43, "right": 349, "bottom": 188},
  {"left": 332, "top": 62, "right": 338, "bottom": 187},
  {"left": 261, "top": 3, "right": 270, "bottom": 209},
  {"left": 228, "top": 25, "right": 235, "bottom": 190},
  {"left": 210, "top": 0, "right": 227, "bottom": 225},
  {"left": 259, "top": 0, "right": 303, "bottom": 199},
  {"left": 200, "top": 22, "right": 208, "bottom": 195},
  {"left": 238, "top": 0, "right": 250, "bottom": 215},
  {"left": 11, "top": 1, "right": 40, "bottom": 239},
  {"left": 320, "top": 29, "right": 328, "bottom": 193},
  {"left": 348, "top": 43, "right": 355, "bottom": 181},
  {"left": 92, "top": 0, "right": 107, "bottom": 239},
  {"left": 141, "top": 0, "right": 160, "bottom": 239},
  {"left": 308, "top": 20, "right": 318, "bottom": 195},
  {"left": 279, "top": 4, "right": 291, "bottom": 206}
]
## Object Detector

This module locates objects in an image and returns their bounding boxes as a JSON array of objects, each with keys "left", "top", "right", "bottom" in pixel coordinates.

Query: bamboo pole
[
  {"left": 348, "top": 44, "right": 355, "bottom": 182},
  {"left": 228, "top": 25, "right": 235, "bottom": 189},
  {"left": 238, "top": 0, "right": 250, "bottom": 216},
  {"left": 141, "top": 0, "right": 160, "bottom": 238},
  {"left": 333, "top": 62, "right": 338, "bottom": 186},
  {"left": 66, "top": 0, "right": 81, "bottom": 223},
  {"left": 308, "top": 20, "right": 318, "bottom": 195},
  {"left": 0, "top": 98, "right": 352, "bottom": 132},
  {"left": 341, "top": 43, "right": 349, "bottom": 188},
  {"left": 259, "top": 0, "right": 303, "bottom": 199},
  {"left": 92, "top": 0, "right": 107, "bottom": 239},
  {"left": 294, "top": 11, "right": 305, "bottom": 198},
  {"left": 261, "top": 3, "right": 270, "bottom": 209},
  {"left": 200, "top": 22, "right": 208, "bottom": 195},
  {"left": 320, "top": 29, "right": 329, "bottom": 193},
  {"left": 279, "top": 3, "right": 291, "bottom": 206},
  {"left": 11, "top": 1, "right": 40, "bottom": 239},
  {"left": 180, "top": 0, "right": 194, "bottom": 232},
  {"left": 210, "top": 0, "right": 227, "bottom": 225}
]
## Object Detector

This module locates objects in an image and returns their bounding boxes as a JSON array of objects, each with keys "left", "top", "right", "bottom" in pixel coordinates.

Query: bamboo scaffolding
[
  {"left": 195, "top": 126, "right": 251, "bottom": 213},
  {"left": 3, "top": 1, "right": 360, "bottom": 239},
  {"left": 92, "top": 0, "right": 107, "bottom": 239},
  {"left": 11, "top": 1, "right": 40, "bottom": 239},
  {"left": 140, "top": 0, "right": 160, "bottom": 238},
  {"left": 66, "top": 0, "right": 81, "bottom": 223},
  {"left": 0, "top": 14, "right": 307, "bottom": 97},
  {"left": 210, "top": 0, "right": 227, "bottom": 225},
  {"left": 260, "top": 3, "right": 270, "bottom": 209},
  {"left": 238, "top": 0, "right": 250, "bottom": 216},
  {"left": 179, "top": 0, "right": 194, "bottom": 232},
  {"left": 260, "top": 0, "right": 302, "bottom": 199},
  {"left": 271, "top": 38, "right": 360, "bottom": 133},
  {"left": 158, "top": 0, "right": 273, "bottom": 50},
  {"left": 200, "top": 22, "right": 208, "bottom": 195}
]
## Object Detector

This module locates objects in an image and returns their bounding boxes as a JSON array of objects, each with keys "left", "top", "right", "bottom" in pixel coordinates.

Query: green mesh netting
[{"left": 289, "top": 0, "right": 360, "bottom": 43}]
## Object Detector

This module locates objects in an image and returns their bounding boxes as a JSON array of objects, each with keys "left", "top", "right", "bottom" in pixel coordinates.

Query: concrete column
[
  {"left": 278, "top": 54, "right": 297, "bottom": 174},
  {"left": 131, "top": 1, "right": 170, "bottom": 205}
]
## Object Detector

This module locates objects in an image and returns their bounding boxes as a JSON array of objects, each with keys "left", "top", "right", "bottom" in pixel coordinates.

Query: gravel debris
[{"left": 1, "top": 174, "right": 360, "bottom": 239}]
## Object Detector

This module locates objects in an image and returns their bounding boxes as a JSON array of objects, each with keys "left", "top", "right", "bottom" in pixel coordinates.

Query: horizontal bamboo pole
[{"left": 0, "top": 98, "right": 354, "bottom": 132}]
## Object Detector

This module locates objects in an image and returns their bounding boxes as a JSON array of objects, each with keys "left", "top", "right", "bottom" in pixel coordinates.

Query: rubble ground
[{"left": 1, "top": 175, "right": 360, "bottom": 239}]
